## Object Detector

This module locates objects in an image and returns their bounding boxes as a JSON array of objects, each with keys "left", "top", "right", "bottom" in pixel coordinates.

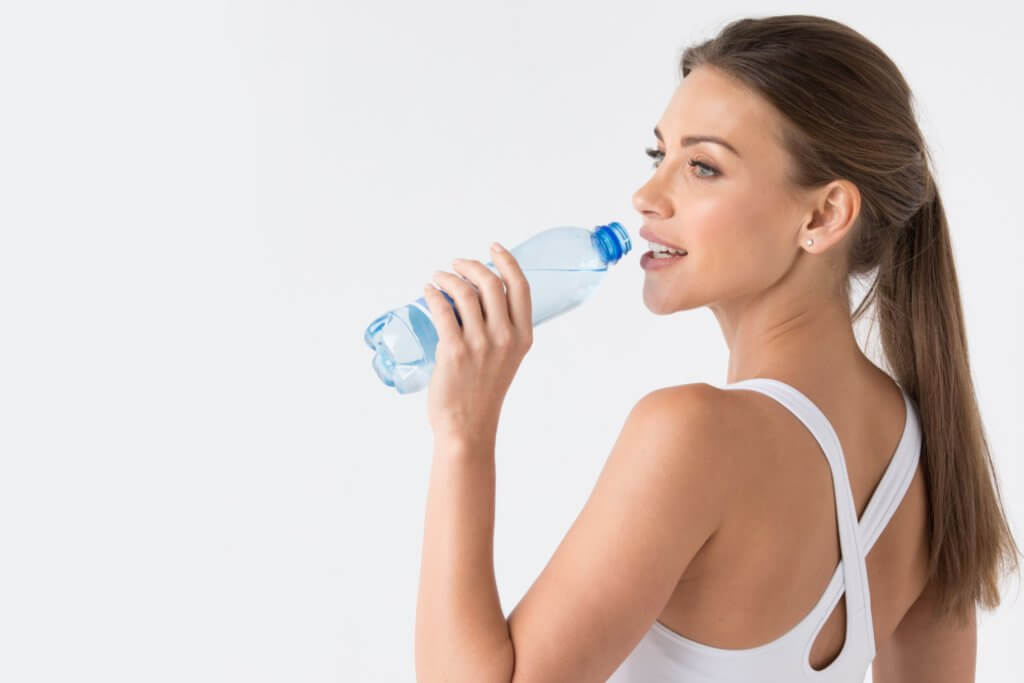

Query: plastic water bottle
[{"left": 363, "top": 221, "right": 632, "bottom": 394}]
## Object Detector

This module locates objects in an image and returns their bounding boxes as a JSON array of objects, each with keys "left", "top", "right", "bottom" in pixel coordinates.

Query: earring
[{"left": 805, "top": 239, "right": 814, "bottom": 247}]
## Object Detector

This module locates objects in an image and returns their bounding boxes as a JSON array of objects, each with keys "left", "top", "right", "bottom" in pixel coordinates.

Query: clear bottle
[{"left": 363, "top": 221, "right": 632, "bottom": 394}]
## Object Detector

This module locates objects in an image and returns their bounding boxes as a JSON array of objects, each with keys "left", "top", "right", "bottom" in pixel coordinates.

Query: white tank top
[{"left": 606, "top": 377, "right": 922, "bottom": 683}]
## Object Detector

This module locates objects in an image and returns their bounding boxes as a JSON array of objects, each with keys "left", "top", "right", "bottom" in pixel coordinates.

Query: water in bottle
[{"left": 363, "top": 221, "right": 631, "bottom": 394}]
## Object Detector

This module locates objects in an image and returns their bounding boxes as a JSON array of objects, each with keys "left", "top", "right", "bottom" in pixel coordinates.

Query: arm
[
  {"left": 872, "top": 576, "right": 977, "bottom": 683},
  {"left": 414, "top": 383, "right": 733, "bottom": 683},
  {"left": 505, "top": 384, "right": 732, "bottom": 682},
  {"left": 415, "top": 435, "right": 515, "bottom": 683}
]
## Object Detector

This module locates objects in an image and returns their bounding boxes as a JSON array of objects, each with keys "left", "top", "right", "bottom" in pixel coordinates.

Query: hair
[{"left": 679, "top": 14, "right": 1021, "bottom": 627}]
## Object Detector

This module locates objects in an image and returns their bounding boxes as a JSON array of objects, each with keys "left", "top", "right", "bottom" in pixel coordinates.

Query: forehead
[{"left": 657, "top": 66, "right": 787, "bottom": 163}]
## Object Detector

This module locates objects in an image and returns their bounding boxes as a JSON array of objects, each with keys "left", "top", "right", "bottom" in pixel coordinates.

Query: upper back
[{"left": 609, "top": 372, "right": 930, "bottom": 681}]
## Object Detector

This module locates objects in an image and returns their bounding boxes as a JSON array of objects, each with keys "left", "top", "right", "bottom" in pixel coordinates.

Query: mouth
[
  {"left": 640, "top": 250, "right": 687, "bottom": 270},
  {"left": 638, "top": 227, "right": 687, "bottom": 254}
]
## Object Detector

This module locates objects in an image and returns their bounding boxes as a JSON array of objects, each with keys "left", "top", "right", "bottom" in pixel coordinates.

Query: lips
[{"left": 638, "top": 226, "right": 686, "bottom": 253}]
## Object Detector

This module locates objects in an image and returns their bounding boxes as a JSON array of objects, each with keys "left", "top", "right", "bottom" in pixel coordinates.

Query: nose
[{"left": 632, "top": 173, "right": 669, "bottom": 218}]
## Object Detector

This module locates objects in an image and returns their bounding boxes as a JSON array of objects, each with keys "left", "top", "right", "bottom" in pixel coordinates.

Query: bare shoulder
[
  {"left": 501, "top": 383, "right": 758, "bottom": 681},
  {"left": 638, "top": 382, "right": 738, "bottom": 416},
  {"left": 630, "top": 382, "right": 756, "bottom": 478},
  {"left": 638, "top": 382, "right": 762, "bottom": 438}
]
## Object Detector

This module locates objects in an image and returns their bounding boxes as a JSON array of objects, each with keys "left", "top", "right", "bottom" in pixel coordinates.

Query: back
[
  {"left": 607, "top": 375, "right": 929, "bottom": 682},
  {"left": 872, "top": 575, "right": 977, "bottom": 682}
]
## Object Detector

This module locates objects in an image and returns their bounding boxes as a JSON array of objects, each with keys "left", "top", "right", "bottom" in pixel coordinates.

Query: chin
[
  {"left": 642, "top": 287, "right": 682, "bottom": 315},
  {"left": 642, "top": 280, "right": 709, "bottom": 315}
]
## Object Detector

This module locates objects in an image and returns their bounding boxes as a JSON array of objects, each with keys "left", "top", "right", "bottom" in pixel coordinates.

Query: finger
[
  {"left": 488, "top": 243, "right": 533, "bottom": 338},
  {"left": 451, "top": 258, "right": 512, "bottom": 333},
  {"left": 432, "top": 269, "right": 485, "bottom": 339},
  {"left": 422, "top": 283, "right": 462, "bottom": 345}
]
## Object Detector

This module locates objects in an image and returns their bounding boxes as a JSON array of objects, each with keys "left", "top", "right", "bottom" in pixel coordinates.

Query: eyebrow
[{"left": 653, "top": 126, "right": 741, "bottom": 158}]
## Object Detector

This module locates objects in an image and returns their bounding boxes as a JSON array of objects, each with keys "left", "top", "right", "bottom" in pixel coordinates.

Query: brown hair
[{"left": 679, "top": 14, "right": 1021, "bottom": 626}]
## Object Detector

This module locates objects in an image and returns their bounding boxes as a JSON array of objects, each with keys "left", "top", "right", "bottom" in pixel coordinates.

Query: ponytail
[{"left": 874, "top": 178, "right": 1022, "bottom": 624}]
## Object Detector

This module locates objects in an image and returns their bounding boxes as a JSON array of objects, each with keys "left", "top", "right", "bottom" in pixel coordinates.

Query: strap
[
  {"left": 853, "top": 388, "right": 923, "bottom": 554},
  {"left": 720, "top": 378, "right": 875, "bottom": 653},
  {"left": 721, "top": 379, "right": 921, "bottom": 551}
]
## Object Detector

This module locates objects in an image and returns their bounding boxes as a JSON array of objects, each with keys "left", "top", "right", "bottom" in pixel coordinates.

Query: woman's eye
[
  {"left": 687, "top": 159, "right": 719, "bottom": 178},
  {"left": 644, "top": 147, "right": 664, "bottom": 168},
  {"left": 643, "top": 148, "right": 719, "bottom": 178}
]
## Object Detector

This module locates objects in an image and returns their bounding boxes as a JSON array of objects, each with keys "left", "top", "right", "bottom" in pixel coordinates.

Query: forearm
[{"left": 414, "top": 436, "right": 514, "bottom": 682}]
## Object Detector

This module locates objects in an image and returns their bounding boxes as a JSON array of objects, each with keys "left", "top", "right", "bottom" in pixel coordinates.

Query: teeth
[{"left": 646, "top": 238, "right": 686, "bottom": 256}]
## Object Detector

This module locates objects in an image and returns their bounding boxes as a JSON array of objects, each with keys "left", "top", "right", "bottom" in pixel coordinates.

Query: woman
[{"left": 415, "top": 14, "right": 1021, "bottom": 683}]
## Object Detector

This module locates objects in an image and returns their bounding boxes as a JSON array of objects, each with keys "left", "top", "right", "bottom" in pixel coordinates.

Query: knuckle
[
  {"left": 493, "top": 330, "right": 514, "bottom": 348},
  {"left": 447, "top": 342, "right": 469, "bottom": 360}
]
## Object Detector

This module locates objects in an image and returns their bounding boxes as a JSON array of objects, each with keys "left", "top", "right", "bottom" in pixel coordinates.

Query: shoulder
[
  {"left": 627, "top": 382, "right": 759, "bottom": 485},
  {"left": 630, "top": 382, "right": 748, "bottom": 442},
  {"left": 636, "top": 381, "right": 727, "bottom": 409},
  {"left": 503, "top": 384, "right": 753, "bottom": 681},
  {"left": 616, "top": 382, "right": 750, "bottom": 502}
]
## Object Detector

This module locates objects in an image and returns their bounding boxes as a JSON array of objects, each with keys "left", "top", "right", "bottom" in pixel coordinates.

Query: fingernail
[{"left": 490, "top": 242, "right": 504, "bottom": 252}]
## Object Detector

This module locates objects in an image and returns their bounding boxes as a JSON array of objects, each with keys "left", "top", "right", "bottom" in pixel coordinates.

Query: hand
[{"left": 421, "top": 243, "right": 533, "bottom": 445}]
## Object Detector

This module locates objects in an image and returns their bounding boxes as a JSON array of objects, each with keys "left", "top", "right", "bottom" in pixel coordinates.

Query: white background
[{"left": 1, "top": 1, "right": 1020, "bottom": 681}]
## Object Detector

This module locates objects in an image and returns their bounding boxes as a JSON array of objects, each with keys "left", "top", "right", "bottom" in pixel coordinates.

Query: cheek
[{"left": 686, "top": 195, "right": 792, "bottom": 291}]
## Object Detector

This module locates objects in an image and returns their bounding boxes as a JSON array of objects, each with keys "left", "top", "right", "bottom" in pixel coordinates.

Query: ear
[{"left": 799, "top": 179, "right": 861, "bottom": 252}]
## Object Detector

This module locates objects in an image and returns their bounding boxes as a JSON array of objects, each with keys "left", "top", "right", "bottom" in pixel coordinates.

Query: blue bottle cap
[{"left": 592, "top": 221, "right": 632, "bottom": 264}]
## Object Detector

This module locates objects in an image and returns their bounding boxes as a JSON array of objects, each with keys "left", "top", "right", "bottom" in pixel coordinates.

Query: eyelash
[{"left": 644, "top": 147, "right": 719, "bottom": 178}]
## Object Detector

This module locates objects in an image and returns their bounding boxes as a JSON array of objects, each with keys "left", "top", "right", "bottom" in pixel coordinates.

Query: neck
[{"left": 711, "top": 282, "right": 869, "bottom": 388}]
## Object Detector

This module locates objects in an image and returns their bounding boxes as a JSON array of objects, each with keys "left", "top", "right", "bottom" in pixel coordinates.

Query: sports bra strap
[
  {"left": 855, "top": 389, "right": 922, "bottom": 555},
  {"left": 720, "top": 377, "right": 877, "bottom": 656}
]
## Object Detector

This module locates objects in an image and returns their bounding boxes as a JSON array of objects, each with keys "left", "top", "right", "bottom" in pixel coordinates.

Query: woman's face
[{"left": 632, "top": 66, "right": 811, "bottom": 315}]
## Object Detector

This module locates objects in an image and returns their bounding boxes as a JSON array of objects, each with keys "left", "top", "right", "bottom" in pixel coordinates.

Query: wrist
[{"left": 432, "top": 432, "right": 496, "bottom": 459}]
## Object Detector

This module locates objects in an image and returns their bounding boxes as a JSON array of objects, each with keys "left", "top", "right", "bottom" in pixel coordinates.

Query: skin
[{"left": 632, "top": 64, "right": 871, "bottom": 386}]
